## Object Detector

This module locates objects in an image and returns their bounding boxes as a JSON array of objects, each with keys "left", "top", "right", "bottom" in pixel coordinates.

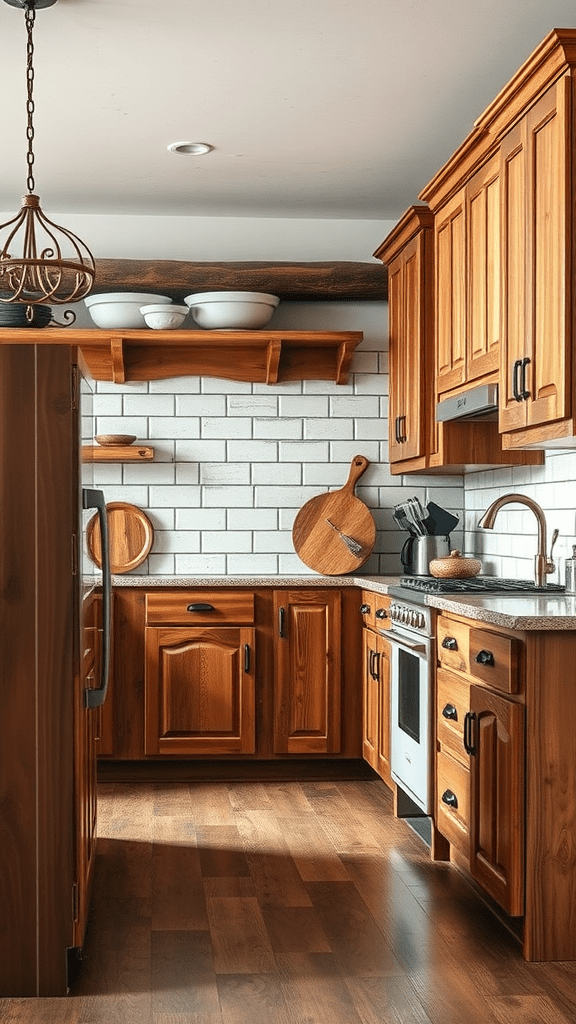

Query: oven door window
[{"left": 398, "top": 646, "right": 420, "bottom": 743}]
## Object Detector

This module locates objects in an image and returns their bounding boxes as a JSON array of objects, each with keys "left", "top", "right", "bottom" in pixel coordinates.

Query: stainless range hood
[{"left": 435, "top": 383, "right": 498, "bottom": 422}]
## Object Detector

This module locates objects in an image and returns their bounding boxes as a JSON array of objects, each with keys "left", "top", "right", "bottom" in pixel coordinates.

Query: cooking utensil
[
  {"left": 393, "top": 506, "right": 416, "bottom": 535},
  {"left": 87, "top": 501, "right": 154, "bottom": 573},
  {"left": 325, "top": 517, "right": 363, "bottom": 556},
  {"left": 424, "top": 501, "right": 460, "bottom": 536},
  {"left": 292, "top": 455, "right": 376, "bottom": 575},
  {"left": 405, "top": 497, "right": 428, "bottom": 535}
]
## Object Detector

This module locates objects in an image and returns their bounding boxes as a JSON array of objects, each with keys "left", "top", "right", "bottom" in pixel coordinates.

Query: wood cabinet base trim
[{"left": 97, "top": 757, "right": 378, "bottom": 783}]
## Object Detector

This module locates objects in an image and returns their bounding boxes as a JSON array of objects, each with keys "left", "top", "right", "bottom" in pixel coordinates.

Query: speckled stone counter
[
  {"left": 426, "top": 592, "right": 576, "bottom": 630},
  {"left": 111, "top": 573, "right": 399, "bottom": 593}
]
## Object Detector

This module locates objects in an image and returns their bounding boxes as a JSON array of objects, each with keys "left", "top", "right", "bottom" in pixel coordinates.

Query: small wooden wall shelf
[
  {"left": 0, "top": 328, "right": 362, "bottom": 385},
  {"left": 82, "top": 445, "right": 154, "bottom": 463}
]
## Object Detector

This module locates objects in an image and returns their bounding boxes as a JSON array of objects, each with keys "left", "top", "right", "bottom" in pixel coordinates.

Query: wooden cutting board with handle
[{"left": 292, "top": 455, "right": 376, "bottom": 574}]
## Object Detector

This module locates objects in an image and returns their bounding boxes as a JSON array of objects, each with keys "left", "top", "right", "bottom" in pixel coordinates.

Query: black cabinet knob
[
  {"left": 442, "top": 703, "right": 458, "bottom": 720},
  {"left": 475, "top": 648, "right": 495, "bottom": 666},
  {"left": 441, "top": 636, "right": 458, "bottom": 650},
  {"left": 375, "top": 608, "right": 388, "bottom": 619},
  {"left": 360, "top": 604, "right": 371, "bottom": 615},
  {"left": 441, "top": 789, "right": 458, "bottom": 809},
  {"left": 187, "top": 602, "right": 215, "bottom": 612}
]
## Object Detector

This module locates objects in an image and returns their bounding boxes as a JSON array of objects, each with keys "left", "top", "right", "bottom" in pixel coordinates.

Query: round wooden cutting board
[
  {"left": 87, "top": 501, "right": 154, "bottom": 574},
  {"left": 292, "top": 455, "right": 376, "bottom": 575}
]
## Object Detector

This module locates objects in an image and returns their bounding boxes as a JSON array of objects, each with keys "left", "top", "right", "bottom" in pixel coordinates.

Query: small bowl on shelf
[
  {"left": 139, "top": 304, "right": 189, "bottom": 329},
  {"left": 84, "top": 292, "right": 173, "bottom": 329},
  {"left": 94, "top": 434, "right": 137, "bottom": 447},
  {"left": 184, "top": 291, "right": 280, "bottom": 330}
]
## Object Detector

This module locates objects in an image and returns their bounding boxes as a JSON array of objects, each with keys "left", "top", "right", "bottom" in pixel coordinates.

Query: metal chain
[{"left": 25, "top": 2, "right": 36, "bottom": 193}]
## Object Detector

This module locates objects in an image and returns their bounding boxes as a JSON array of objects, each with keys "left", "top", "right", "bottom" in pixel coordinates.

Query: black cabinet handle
[
  {"left": 360, "top": 603, "right": 371, "bottom": 615},
  {"left": 475, "top": 649, "right": 495, "bottom": 666},
  {"left": 278, "top": 606, "right": 285, "bottom": 638},
  {"left": 463, "top": 711, "right": 476, "bottom": 755},
  {"left": 442, "top": 703, "right": 458, "bottom": 720},
  {"left": 441, "top": 789, "right": 458, "bottom": 809},
  {"left": 373, "top": 651, "right": 381, "bottom": 682},
  {"left": 398, "top": 415, "right": 407, "bottom": 443},
  {"left": 512, "top": 358, "right": 522, "bottom": 402},
  {"left": 441, "top": 636, "right": 458, "bottom": 650},
  {"left": 375, "top": 608, "right": 388, "bottom": 620},
  {"left": 521, "top": 356, "right": 531, "bottom": 400},
  {"left": 244, "top": 643, "right": 250, "bottom": 673},
  {"left": 395, "top": 416, "right": 401, "bottom": 443},
  {"left": 187, "top": 602, "right": 215, "bottom": 612}
]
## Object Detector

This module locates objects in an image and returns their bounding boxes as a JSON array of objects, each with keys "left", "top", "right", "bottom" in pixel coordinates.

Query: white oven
[{"left": 386, "top": 598, "right": 434, "bottom": 814}]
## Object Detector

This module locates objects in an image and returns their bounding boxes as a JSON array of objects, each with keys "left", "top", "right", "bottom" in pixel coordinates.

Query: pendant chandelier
[{"left": 0, "top": 0, "right": 95, "bottom": 313}]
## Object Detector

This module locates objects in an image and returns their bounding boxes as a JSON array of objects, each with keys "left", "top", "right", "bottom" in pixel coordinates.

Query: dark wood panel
[{"left": 92, "top": 259, "right": 388, "bottom": 301}]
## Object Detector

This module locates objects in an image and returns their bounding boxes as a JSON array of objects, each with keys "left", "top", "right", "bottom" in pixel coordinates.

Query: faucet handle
[{"left": 547, "top": 528, "right": 559, "bottom": 574}]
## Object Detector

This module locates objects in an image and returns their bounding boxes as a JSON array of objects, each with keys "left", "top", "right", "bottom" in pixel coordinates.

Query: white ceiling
[{"left": 1, "top": 0, "right": 575, "bottom": 221}]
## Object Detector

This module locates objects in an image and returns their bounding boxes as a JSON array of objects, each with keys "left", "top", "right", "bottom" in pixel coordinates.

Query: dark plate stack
[{"left": 0, "top": 302, "right": 52, "bottom": 328}]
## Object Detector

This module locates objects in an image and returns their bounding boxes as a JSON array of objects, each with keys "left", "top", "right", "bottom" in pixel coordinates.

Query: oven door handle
[{"left": 387, "top": 630, "right": 428, "bottom": 654}]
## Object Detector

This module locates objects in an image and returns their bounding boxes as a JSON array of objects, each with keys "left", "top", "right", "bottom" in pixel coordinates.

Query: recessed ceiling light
[{"left": 167, "top": 142, "right": 214, "bottom": 155}]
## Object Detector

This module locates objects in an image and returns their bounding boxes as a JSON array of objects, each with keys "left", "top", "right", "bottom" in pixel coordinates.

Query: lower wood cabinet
[
  {"left": 273, "top": 589, "right": 342, "bottom": 754},
  {"left": 144, "top": 625, "right": 256, "bottom": 755},
  {"left": 469, "top": 682, "right": 525, "bottom": 917},
  {"left": 362, "top": 627, "right": 392, "bottom": 788},
  {"left": 102, "top": 585, "right": 362, "bottom": 763}
]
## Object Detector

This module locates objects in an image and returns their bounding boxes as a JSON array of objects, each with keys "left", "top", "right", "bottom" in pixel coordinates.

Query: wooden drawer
[
  {"left": 437, "top": 616, "right": 470, "bottom": 673},
  {"left": 436, "top": 749, "right": 470, "bottom": 857},
  {"left": 469, "top": 626, "right": 519, "bottom": 693},
  {"left": 145, "top": 589, "right": 255, "bottom": 625},
  {"left": 360, "top": 590, "right": 391, "bottom": 631},
  {"left": 437, "top": 669, "right": 470, "bottom": 767}
]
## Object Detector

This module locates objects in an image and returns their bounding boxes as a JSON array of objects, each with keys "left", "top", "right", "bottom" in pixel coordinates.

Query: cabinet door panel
[
  {"left": 376, "top": 633, "right": 391, "bottom": 787},
  {"left": 273, "top": 590, "right": 341, "bottom": 754},
  {"left": 525, "top": 77, "right": 569, "bottom": 428},
  {"left": 469, "top": 684, "right": 524, "bottom": 916},
  {"left": 467, "top": 153, "right": 500, "bottom": 381},
  {"left": 436, "top": 192, "right": 466, "bottom": 393},
  {"left": 145, "top": 625, "right": 255, "bottom": 755}
]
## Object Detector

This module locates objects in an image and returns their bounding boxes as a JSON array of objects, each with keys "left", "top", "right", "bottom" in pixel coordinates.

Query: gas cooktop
[{"left": 390, "top": 576, "right": 565, "bottom": 599}]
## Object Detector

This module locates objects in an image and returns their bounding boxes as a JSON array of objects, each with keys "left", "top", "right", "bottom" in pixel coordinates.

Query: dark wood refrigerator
[{"left": 0, "top": 343, "right": 110, "bottom": 996}]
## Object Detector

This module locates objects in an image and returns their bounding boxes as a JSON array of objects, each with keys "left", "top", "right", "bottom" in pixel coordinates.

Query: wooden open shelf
[
  {"left": 82, "top": 445, "right": 154, "bottom": 463},
  {"left": 0, "top": 328, "right": 363, "bottom": 385}
]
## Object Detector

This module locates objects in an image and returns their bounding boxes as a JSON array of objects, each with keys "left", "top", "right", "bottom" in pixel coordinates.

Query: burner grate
[{"left": 398, "top": 576, "right": 565, "bottom": 595}]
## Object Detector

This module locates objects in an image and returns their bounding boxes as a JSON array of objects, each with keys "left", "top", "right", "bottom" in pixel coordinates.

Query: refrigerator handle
[{"left": 82, "top": 488, "right": 112, "bottom": 709}]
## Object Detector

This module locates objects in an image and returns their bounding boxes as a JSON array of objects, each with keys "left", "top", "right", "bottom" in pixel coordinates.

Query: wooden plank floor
[{"left": 2, "top": 778, "right": 576, "bottom": 1023}]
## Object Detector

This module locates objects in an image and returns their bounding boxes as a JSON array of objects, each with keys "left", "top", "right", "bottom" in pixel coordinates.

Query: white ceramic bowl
[
  {"left": 184, "top": 291, "right": 280, "bottom": 330},
  {"left": 84, "top": 292, "right": 172, "bottom": 329},
  {"left": 140, "top": 304, "right": 189, "bottom": 330}
]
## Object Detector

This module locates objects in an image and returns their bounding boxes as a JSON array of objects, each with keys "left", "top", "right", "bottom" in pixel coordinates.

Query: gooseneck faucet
[{"left": 478, "top": 493, "right": 558, "bottom": 587}]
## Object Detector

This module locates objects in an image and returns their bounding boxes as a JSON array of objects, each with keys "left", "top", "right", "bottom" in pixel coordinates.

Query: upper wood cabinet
[
  {"left": 500, "top": 77, "right": 570, "bottom": 439},
  {"left": 374, "top": 207, "right": 434, "bottom": 473}
]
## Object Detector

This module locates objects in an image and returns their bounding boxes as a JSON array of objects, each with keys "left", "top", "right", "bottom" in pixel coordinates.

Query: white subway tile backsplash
[
  {"left": 175, "top": 553, "right": 227, "bottom": 574},
  {"left": 279, "top": 396, "right": 329, "bottom": 418},
  {"left": 202, "top": 377, "right": 252, "bottom": 394},
  {"left": 148, "top": 553, "right": 175, "bottom": 574},
  {"left": 279, "top": 441, "right": 329, "bottom": 462},
  {"left": 227, "top": 394, "right": 278, "bottom": 416},
  {"left": 154, "top": 530, "right": 201, "bottom": 553},
  {"left": 228, "top": 553, "right": 279, "bottom": 574},
  {"left": 177, "top": 395, "right": 226, "bottom": 416},
  {"left": 203, "top": 486, "right": 254, "bottom": 507},
  {"left": 200, "top": 463, "right": 251, "bottom": 485},
  {"left": 228, "top": 440, "right": 278, "bottom": 462},
  {"left": 124, "top": 463, "right": 176, "bottom": 485},
  {"left": 151, "top": 416, "right": 200, "bottom": 439},
  {"left": 330, "top": 395, "right": 380, "bottom": 418},
  {"left": 150, "top": 376, "right": 200, "bottom": 394},
  {"left": 254, "top": 530, "right": 295, "bottom": 553},
  {"left": 177, "top": 508, "right": 226, "bottom": 530},
  {"left": 202, "top": 531, "right": 252, "bottom": 553},
  {"left": 175, "top": 440, "right": 227, "bottom": 462},
  {"left": 175, "top": 464, "right": 201, "bottom": 485},
  {"left": 96, "top": 416, "right": 148, "bottom": 437},
  {"left": 256, "top": 486, "right": 319, "bottom": 508},
  {"left": 93, "top": 395, "right": 123, "bottom": 416},
  {"left": 124, "top": 394, "right": 175, "bottom": 416},
  {"left": 304, "top": 418, "right": 353, "bottom": 440},
  {"left": 251, "top": 463, "right": 302, "bottom": 486},
  {"left": 353, "top": 373, "right": 385, "bottom": 395},
  {"left": 254, "top": 418, "right": 303, "bottom": 439},
  {"left": 150, "top": 485, "right": 201, "bottom": 507},
  {"left": 329, "top": 440, "right": 381, "bottom": 464},
  {"left": 228, "top": 508, "right": 278, "bottom": 530},
  {"left": 202, "top": 417, "right": 252, "bottom": 439}
]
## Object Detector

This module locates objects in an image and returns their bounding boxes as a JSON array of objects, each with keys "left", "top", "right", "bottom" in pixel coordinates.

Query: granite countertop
[
  {"left": 426, "top": 592, "right": 576, "bottom": 630},
  {"left": 110, "top": 573, "right": 399, "bottom": 593}
]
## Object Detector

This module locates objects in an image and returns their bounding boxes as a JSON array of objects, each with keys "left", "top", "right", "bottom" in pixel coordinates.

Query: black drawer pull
[
  {"left": 512, "top": 358, "right": 522, "bottom": 402},
  {"left": 278, "top": 606, "right": 285, "bottom": 638},
  {"left": 442, "top": 703, "right": 458, "bottom": 721},
  {"left": 360, "top": 603, "right": 371, "bottom": 615},
  {"left": 187, "top": 602, "right": 215, "bottom": 612},
  {"left": 475, "top": 649, "right": 494, "bottom": 666},
  {"left": 441, "top": 789, "right": 458, "bottom": 809},
  {"left": 244, "top": 644, "right": 250, "bottom": 673},
  {"left": 441, "top": 636, "right": 458, "bottom": 651},
  {"left": 463, "top": 711, "right": 476, "bottom": 755},
  {"left": 375, "top": 608, "right": 388, "bottom": 620}
]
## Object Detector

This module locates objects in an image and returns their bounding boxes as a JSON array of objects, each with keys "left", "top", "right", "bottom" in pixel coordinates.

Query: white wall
[{"left": 65, "top": 211, "right": 465, "bottom": 577}]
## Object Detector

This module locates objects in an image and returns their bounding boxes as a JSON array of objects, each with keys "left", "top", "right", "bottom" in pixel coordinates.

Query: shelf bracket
[
  {"left": 335, "top": 340, "right": 357, "bottom": 385},
  {"left": 266, "top": 338, "right": 282, "bottom": 384},
  {"left": 110, "top": 336, "right": 127, "bottom": 384}
]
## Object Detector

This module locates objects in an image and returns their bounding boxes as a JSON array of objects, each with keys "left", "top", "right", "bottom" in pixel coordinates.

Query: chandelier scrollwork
[{"left": 0, "top": 0, "right": 95, "bottom": 312}]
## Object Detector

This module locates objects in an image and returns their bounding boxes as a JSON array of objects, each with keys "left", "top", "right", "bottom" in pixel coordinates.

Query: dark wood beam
[{"left": 92, "top": 259, "right": 388, "bottom": 302}]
